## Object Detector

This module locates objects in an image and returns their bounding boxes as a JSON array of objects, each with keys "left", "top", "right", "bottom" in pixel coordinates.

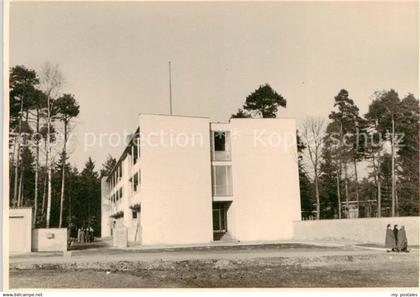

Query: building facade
[{"left": 101, "top": 114, "right": 301, "bottom": 245}]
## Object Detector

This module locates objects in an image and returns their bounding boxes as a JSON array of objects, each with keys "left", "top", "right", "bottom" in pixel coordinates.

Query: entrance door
[
  {"left": 212, "top": 202, "right": 229, "bottom": 240},
  {"left": 212, "top": 208, "right": 226, "bottom": 232}
]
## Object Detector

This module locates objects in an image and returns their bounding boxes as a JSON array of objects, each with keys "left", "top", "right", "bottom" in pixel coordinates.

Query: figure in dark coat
[
  {"left": 385, "top": 224, "right": 396, "bottom": 251},
  {"left": 80, "top": 228, "right": 85, "bottom": 243},
  {"left": 393, "top": 225, "right": 399, "bottom": 252},
  {"left": 397, "top": 226, "right": 408, "bottom": 252},
  {"left": 77, "top": 228, "right": 82, "bottom": 243}
]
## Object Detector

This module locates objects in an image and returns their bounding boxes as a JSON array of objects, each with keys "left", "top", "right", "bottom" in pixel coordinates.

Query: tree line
[
  {"left": 232, "top": 84, "right": 419, "bottom": 219},
  {"left": 9, "top": 64, "right": 419, "bottom": 233},
  {"left": 9, "top": 64, "right": 110, "bottom": 235}
]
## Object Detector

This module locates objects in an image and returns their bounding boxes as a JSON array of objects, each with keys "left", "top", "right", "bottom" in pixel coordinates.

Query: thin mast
[{"left": 169, "top": 61, "right": 173, "bottom": 115}]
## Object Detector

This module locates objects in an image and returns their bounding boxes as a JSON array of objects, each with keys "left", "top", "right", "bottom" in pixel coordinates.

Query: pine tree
[
  {"left": 328, "top": 89, "right": 364, "bottom": 218},
  {"left": 100, "top": 155, "right": 117, "bottom": 178},
  {"left": 79, "top": 158, "right": 101, "bottom": 235},
  {"left": 232, "top": 84, "right": 286, "bottom": 118},
  {"left": 9, "top": 65, "right": 40, "bottom": 207},
  {"left": 55, "top": 93, "right": 80, "bottom": 227}
]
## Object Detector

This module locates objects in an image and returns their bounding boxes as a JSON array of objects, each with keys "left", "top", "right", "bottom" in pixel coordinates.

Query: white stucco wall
[
  {"left": 9, "top": 208, "right": 32, "bottom": 253},
  {"left": 293, "top": 216, "right": 420, "bottom": 245},
  {"left": 139, "top": 114, "right": 213, "bottom": 245},
  {"left": 228, "top": 118, "right": 301, "bottom": 241},
  {"left": 32, "top": 228, "right": 67, "bottom": 252}
]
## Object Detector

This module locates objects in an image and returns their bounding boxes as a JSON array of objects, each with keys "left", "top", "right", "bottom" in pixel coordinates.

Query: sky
[{"left": 9, "top": 1, "right": 419, "bottom": 171}]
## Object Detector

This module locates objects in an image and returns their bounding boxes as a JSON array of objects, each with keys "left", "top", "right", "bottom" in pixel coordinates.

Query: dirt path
[
  {"left": 10, "top": 255, "right": 418, "bottom": 288},
  {"left": 10, "top": 243, "right": 382, "bottom": 267}
]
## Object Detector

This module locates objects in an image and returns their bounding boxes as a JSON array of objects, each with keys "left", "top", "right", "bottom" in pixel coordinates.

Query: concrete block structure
[
  {"left": 9, "top": 208, "right": 32, "bottom": 253},
  {"left": 32, "top": 228, "right": 68, "bottom": 252},
  {"left": 101, "top": 114, "right": 301, "bottom": 245}
]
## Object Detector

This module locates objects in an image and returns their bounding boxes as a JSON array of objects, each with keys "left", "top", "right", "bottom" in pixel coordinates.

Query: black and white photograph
[{"left": 2, "top": 0, "right": 419, "bottom": 292}]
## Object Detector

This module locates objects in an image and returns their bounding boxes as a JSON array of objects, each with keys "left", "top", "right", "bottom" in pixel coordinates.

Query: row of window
[
  {"left": 127, "top": 133, "right": 140, "bottom": 166},
  {"left": 129, "top": 171, "right": 141, "bottom": 194},
  {"left": 111, "top": 210, "right": 139, "bottom": 220},
  {"left": 108, "top": 131, "right": 230, "bottom": 199},
  {"left": 110, "top": 170, "right": 141, "bottom": 205},
  {"left": 110, "top": 166, "right": 230, "bottom": 204},
  {"left": 109, "top": 132, "right": 141, "bottom": 189},
  {"left": 110, "top": 187, "right": 123, "bottom": 203},
  {"left": 110, "top": 130, "right": 228, "bottom": 188}
]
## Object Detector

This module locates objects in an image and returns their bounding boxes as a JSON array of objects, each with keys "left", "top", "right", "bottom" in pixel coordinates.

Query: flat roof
[{"left": 105, "top": 114, "right": 297, "bottom": 180}]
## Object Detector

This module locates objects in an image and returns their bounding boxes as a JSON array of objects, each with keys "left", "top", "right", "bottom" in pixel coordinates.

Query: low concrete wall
[
  {"left": 9, "top": 208, "right": 33, "bottom": 253},
  {"left": 293, "top": 216, "right": 419, "bottom": 245},
  {"left": 32, "top": 228, "right": 68, "bottom": 252}
]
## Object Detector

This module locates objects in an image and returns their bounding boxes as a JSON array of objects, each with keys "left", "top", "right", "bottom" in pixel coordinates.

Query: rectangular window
[
  {"left": 214, "top": 132, "right": 226, "bottom": 151},
  {"left": 132, "top": 211, "right": 137, "bottom": 219},
  {"left": 212, "top": 131, "right": 231, "bottom": 161},
  {"left": 212, "top": 165, "right": 233, "bottom": 196},
  {"left": 133, "top": 140, "right": 138, "bottom": 165},
  {"left": 133, "top": 172, "right": 139, "bottom": 192}
]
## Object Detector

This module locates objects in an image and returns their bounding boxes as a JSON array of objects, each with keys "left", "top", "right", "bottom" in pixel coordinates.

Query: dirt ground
[{"left": 9, "top": 243, "right": 420, "bottom": 288}]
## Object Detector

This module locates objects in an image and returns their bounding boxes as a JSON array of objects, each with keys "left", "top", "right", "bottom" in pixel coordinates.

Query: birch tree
[
  {"left": 301, "top": 116, "right": 325, "bottom": 220},
  {"left": 40, "top": 63, "right": 63, "bottom": 228}
]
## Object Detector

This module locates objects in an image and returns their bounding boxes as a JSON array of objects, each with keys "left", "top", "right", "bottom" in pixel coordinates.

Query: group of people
[
  {"left": 77, "top": 226, "right": 95, "bottom": 243},
  {"left": 385, "top": 224, "right": 409, "bottom": 253}
]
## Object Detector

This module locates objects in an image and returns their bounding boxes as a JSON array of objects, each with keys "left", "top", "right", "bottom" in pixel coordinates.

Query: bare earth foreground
[{"left": 9, "top": 242, "right": 419, "bottom": 288}]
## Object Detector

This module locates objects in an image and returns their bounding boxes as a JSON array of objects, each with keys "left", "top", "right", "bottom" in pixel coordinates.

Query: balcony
[
  {"left": 211, "top": 150, "right": 231, "bottom": 161},
  {"left": 212, "top": 184, "right": 233, "bottom": 196}
]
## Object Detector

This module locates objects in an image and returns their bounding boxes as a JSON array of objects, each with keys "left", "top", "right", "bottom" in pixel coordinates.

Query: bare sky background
[{"left": 10, "top": 1, "right": 418, "bottom": 171}]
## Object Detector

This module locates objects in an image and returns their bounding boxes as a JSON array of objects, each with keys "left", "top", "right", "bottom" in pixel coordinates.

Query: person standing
[
  {"left": 77, "top": 228, "right": 81, "bottom": 243},
  {"left": 385, "top": 224, "right": 395, "bottom": 252},
  {"left": 80, "top": 227, "right": 85, "bottom": 243},
  {"left": 397, "top": 226, "right": 409, "bottom": 252},
  {"left": 89, "top": 226, "right": 94, "bottom": 242},
  {"left": 393, "top": 224, "right": 399, "bottom": 252}
]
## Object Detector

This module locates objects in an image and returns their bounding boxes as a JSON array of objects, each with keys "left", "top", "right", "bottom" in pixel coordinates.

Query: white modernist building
[{"left": 101, "top": 114, "right": 301, "bottom": 245}]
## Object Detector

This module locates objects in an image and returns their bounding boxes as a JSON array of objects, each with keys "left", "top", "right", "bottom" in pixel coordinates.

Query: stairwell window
[
  {"left": 212, "top": 165, "right": 233, "bottom": 196},
  {"left": 212, "top": 131, "right": 231, "bottom": 161}
]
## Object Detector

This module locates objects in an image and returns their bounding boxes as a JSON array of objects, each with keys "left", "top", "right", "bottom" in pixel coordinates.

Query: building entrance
[{"left": 212, "top": 202, "right": 230, "bottom": 240}]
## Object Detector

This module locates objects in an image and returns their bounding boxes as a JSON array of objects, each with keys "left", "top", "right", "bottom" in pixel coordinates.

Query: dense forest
[
  {"left": 8, "top": 64, "right": 109, "bottom": 235},
  {"left": 9, "top": 65, "right": 419, "bottom": 237}
]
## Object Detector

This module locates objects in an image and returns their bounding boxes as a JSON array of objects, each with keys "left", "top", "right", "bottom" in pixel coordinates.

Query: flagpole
[{"left": 169, "top": 61, "right": 173, "bottom": 116}]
